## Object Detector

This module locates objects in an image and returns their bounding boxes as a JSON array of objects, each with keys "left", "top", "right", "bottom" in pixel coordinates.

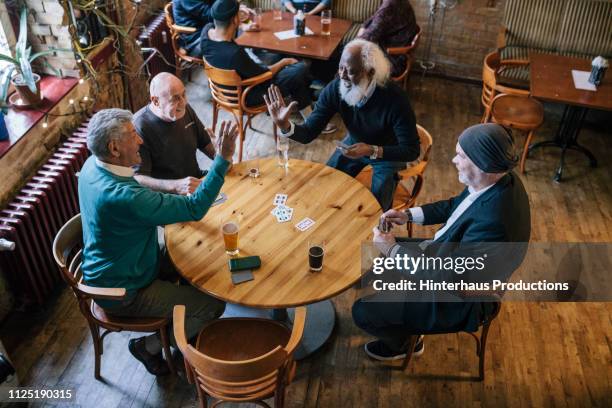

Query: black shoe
[
  {"left": 364, "top": 336, "right": 424, "bottom": 361},
  {"left": 128, "top": 337, "right": 170, "bottom": 376}
]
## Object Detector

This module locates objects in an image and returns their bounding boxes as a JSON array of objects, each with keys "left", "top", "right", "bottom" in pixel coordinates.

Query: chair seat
[
  {"left": 196, "top": 318, "right": 291, "bottom": 362},
  {"left": 355, "top": 163, "right": 425, "bottom": 210},
  {"left": 91, "top": 302, "right": 169, "bottom": 332},
  {"left": 491, "top": 95, "right": 544, "bottom": 130}
]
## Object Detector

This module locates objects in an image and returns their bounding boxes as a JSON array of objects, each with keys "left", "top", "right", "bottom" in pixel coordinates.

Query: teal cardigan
[{"left": 78, "top": 155, "right": 230, "bottom": 300}]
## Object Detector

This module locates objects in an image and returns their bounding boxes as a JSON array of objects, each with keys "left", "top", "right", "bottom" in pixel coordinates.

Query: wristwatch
[
  {"left": 403, "top": 208, "right": 413, "bottom": 222},
  {"left": 369, "top": 145, "right": 379, "bottom": 160}
]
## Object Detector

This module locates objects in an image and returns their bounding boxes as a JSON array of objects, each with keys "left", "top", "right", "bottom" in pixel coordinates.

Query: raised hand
[
  {"left": 216, "top": 121, "right": 239, "bottom": 161},
  {"left": 263, "top": 85, "right": 298, "bottom": 131}
]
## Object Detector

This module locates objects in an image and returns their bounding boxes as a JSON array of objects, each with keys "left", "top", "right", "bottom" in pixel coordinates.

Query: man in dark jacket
[
  {"left": 352, "top": 123, "right": 531, "bottom": 361},
  {"left": 265, "top": 39, "right": 420, "bottom": 210}
]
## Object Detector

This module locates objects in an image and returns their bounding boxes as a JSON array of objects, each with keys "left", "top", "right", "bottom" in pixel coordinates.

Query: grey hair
[
  {"left": 86, "top": 108, "right": 133, "bottom": 159},
  {"left": 344, "top": 39, "right": 391, "bottom": 86}
]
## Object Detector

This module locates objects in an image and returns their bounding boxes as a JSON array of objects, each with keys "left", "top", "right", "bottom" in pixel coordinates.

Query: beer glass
[
  {"left": 277, "top": 138, "right": 289, "bottom": 169},
  {"left": 222, "top": 221, "right": 239, "bottom": 256},
  {"left": 308, "top": 241, "right": 325, "bottom": 272},
  {"left": 320, "top": 10, "right": 331, "bottom": 36},
  {"left": 254, "top": 7, "right": 263, "bottom": 27},
  {"left": 273, "top": 0, "right": 283, "bottom": 20}
]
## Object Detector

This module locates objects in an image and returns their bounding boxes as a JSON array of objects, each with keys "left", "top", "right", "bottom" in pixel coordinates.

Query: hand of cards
[{"left": 336, "top": 141, "right": 352, "bottom": 153}]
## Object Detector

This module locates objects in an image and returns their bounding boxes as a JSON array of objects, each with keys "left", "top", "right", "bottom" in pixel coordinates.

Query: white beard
[{"left": 339, "top": 78, "right": 370, "bottom": 107}]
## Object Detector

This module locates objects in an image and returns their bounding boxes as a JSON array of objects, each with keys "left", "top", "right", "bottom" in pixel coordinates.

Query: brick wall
[
  {"left": 411, "top": 0, "right": 506, "bottom": 81},
  {"left": 24, "top": 0, "right": 80, "bottom": 77}
]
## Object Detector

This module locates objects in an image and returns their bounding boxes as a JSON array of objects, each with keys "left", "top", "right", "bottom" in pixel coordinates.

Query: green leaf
[
  {"left": 15, "top": 7, "right": 28, "bottom": 59},
  {"left": 0, "top": 54, "right": 18, "bottom": 65},
  {"left": 0, "top": 66, "right": 16, "bottom": 104}
]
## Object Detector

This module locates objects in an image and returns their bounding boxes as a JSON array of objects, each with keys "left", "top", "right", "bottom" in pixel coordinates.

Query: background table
[
  {"left": 529, "top": 53, "right": 612, "bottom": 181},
  {"left": 236, "top": 11, "right": 351, "bottom": 60},
  {"left": 165, "top": 159, "right": 381, "bottom": 357}
]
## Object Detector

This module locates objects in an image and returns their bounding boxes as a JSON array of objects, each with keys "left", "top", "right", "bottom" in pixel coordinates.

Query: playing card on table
[
  {"left": 211, "top": 192, "right": 227, "bottom": 207},
  {"left": 275, "top": 206, "right": 293, "bottom": 223},
  {"left": 273, "top": 193, "right": 288, "bottom": 206},
  {"left": 296, "top": 217, "right": 315, "bottom": 231}
]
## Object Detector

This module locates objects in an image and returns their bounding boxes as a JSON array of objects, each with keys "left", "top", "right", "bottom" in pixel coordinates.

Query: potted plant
[{"left": 0, "top": 7, "right": 70, "bottom": 107}]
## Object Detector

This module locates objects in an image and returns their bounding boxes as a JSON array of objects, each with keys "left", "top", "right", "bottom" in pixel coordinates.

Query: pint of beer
[
  {"left": 321, "top": 10, "right": 331, "bottom": 36},
  {"left": 222, "top": 221, "right": 239, "bottom": 256}
]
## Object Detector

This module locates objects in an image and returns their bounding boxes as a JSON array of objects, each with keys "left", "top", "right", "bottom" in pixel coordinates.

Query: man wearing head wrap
[{"left": 352, "top": 123, "right": 531, "bottom": 361}]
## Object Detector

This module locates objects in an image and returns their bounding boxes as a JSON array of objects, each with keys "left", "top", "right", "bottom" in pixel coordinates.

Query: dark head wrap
[
  {"left": 458, "top": 123, "right": 518, "bottom": 173},
  {"left": 211, "top": 0, "right": 239, "bottom": 22}
]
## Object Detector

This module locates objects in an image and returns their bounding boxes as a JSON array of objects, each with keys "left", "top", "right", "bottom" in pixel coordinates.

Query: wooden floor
[{"left": 1, "top": 74, "right": 611, "bottom": 407}]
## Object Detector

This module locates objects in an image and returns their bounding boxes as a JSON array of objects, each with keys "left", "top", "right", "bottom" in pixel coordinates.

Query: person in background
[
  {"left": 358, "top": 0, "right": 419, "bottom": 78},
  {"left": 133, "top": 72, "right": 215, "bottom": 195},
  {"left": 284, "top": 0, "right": 331, "bottom": 15},
  {"left": 173, "top": 0, "right": 255, "bottom": 55}
]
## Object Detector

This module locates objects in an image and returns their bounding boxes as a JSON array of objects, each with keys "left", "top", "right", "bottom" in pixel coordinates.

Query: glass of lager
[{"left": 222, "top": 221, "right": 239, "bottom": 256}]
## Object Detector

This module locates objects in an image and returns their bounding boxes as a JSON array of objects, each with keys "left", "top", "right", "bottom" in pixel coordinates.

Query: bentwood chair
[
  {"left": 355, "top": 124, "right": 433, "bottom": 237},
  {"left": 203, "top": 58, "right": 278, "bottom": 162},
  {"left": 164, "top": 2, "right": 204, "bottom": 81},
  {"left": 401, "top": 295, "right": 502, "bottom": 381},
  {"left": 52, "top": 214, "right": 175, "bottom": 380},
  {"left": 386, "top": 25, "right": 422, "bottom": 89},
  {"left": 481, "top": 51, "right": 544, "bottom": 173},
  {"left": 174, "top": 305, "right": 306, "bottom": 408}
]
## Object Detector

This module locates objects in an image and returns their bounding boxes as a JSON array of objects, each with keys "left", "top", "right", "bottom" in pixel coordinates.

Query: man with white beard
[{"left": 264, "top": 39, "right": 420, "bottom": 210}]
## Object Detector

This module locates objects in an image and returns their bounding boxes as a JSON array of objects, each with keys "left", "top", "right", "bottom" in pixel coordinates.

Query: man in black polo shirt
[
  {"left": 264, "top": 39, "right": 420, "bottom": 210},
  {"left": 133, "top": 72, "right": 216, "bottom": 195},
  {"left": 200, "top": 0, "right": 314, "bottom": 117}
]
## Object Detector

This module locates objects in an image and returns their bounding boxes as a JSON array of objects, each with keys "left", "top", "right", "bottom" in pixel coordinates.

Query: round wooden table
[{"left": 166, "top": 158, "right": 381, "bottom": 357}]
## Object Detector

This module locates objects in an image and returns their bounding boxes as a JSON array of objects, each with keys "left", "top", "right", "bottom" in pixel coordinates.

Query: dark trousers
[
  {"left": 326, "top": 136, "right": 406, "bottom": 211},
  {"left": 246, "top": 61, "right": 312, "bottom": 110}
]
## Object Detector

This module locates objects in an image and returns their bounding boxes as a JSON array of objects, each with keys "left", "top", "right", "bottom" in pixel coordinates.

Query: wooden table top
[
  {"left": 165, "top": 159, "right": 381, "bottom": 308},
  {"left": 529, "top": 52, "right": 612, "bottom": 111},
  {"left": 235, "top": 11, "right": 352, "bottom": 60}
]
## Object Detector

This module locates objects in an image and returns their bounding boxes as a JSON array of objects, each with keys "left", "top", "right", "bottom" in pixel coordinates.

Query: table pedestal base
[
  {"left": 288, "top": 300, "right": 336, "bottom": 360},
  {"left": 528, "top": 105, "right": 597, "bottom": 182},
  {"left": 220, "top": 301, "right": 336, "bottom": 360}
]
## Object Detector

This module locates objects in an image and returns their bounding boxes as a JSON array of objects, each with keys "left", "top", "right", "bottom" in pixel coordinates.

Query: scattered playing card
[
  {"left": 273, "top": 193, "right": 287, "bottom": 206},
  {"left": 296, "top": 217, "right": 315, "bottom": 231},
  {"left": 275, "top": 206, "right": 293, "bottom": 223},
  {"left": 212, "top": 192, "right": 227, "bottom": 207}
]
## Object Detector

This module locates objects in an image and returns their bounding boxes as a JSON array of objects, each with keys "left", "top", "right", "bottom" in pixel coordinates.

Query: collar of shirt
[
  {"left": 95, "top": 158, "right": 135, "bottom": 178},
  {"left": 466, "top": 182, "right": 496, "bottom": 201},
  {"left": 356, "top": 79, "right": 377, "bottom": 108}
]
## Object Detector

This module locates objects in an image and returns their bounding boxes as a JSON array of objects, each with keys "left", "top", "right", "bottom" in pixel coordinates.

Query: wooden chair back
[
  {"left": 203, "top": 59, "right": 244, "bottom": 112},
  {"left": 394, "top": 124, "right": 433, "bottom": 210},
  {"left": 173, "top": 305, "right": 306, "bottom": 403},
  {"left": 163, "top": 3, "right": 202, "bottom": 66},
  {"left": 387, "top": 25, "right": 422, "bottom": 86},
  {"left": 481, "top": 51, "right": 501, "bottom": 116}
]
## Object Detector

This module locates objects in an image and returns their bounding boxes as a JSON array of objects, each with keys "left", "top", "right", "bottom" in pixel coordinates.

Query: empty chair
[
  {"left": 481, "top": 51, "right": 544, "bottom": 173},
  {"left": 52, "top": 214, "right": 174, "bottom": 380},
  {"left": 174, "top": 305, "right": 306, "bottom": 407}
]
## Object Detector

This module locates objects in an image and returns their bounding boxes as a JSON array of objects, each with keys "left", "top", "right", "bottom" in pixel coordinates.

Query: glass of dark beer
[{"left": 308, "top": 241, "right": 325, "bottom": 272}]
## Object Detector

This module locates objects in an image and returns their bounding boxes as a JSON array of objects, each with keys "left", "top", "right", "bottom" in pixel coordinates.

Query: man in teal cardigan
[{"left": 78, "top": 108, "right": 238, "bottom": 376}]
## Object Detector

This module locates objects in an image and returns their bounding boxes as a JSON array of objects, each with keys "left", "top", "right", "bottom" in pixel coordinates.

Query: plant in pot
[{"left": 0, "top": 7, "right": 71, "bottom": 108}]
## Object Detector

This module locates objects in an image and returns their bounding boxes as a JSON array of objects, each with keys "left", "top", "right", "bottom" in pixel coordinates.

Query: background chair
[
  {"left": 355, "top": 124, "right": 433, "bottom": 237},
  {"left": 481, "top": 51, "right": 544, "bottom": 173},
  {"left": 204, "top": 58, "right": 278, "bottom": 162},
  {"left": 401, "top": 295, "right": 501, "bottom": 381},
  {"left": 164, "top": 2, "right": 204, "bottom": 81},
  {"left": 52, "top": 214, "right": 175, "bottom": 380},
  {"left": 387, "top": 25, "right": 421, "bottom": 89},
  {"left": 174, "top": 305, "right": 306, "bottom": 408}
]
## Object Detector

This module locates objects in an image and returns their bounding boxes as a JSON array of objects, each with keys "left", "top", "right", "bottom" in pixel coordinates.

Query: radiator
[
  {"left": 0, "top": 120, "right": 91, "bottom": 306},
  {"left": 139, "top": 11, "right": 175, "bottom": 78}
]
